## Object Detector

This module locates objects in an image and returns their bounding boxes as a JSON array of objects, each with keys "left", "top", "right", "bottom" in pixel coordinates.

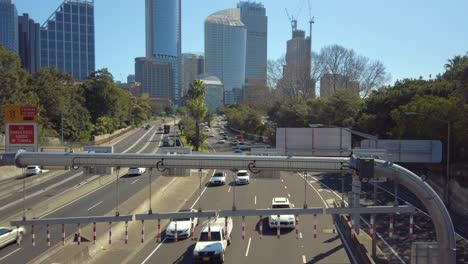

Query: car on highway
[
  {"left": 157, "top": 127, "right": 164, "bottom": 134},
  {"left": 193, "top": 217, "right": 233, "bottom": 263},
  {"left": 0, "top": 226, "right": 25, "bottom": 248},
  {"left": 268, "top": 197, "right": 296, "bottom": 229},
  {"left": 222, "top": 135, "right": 229, "bottom": 140},
  {"left": 209, "top": 133, "right": 215, "bottom": 137},
  {"left": 235, "top": 170, "right": 250, "bottom": 185},
  {"left": 233, "top": 148, "right": 242, "bottom": 153},
  {"left": 128, "top": 167, "right": 146, "bottom": 176},
  {"left": 25, "top": 165, "right": 41, "bottom": 176},
  {"left": 217, "top": 139, "right": 226, "bottom": 144},
  {"left": 165, "top": 209, "right": 198, "bottom": 240},
  {"left": 210, "top": 171, "right": 226, "bottom": 185}
]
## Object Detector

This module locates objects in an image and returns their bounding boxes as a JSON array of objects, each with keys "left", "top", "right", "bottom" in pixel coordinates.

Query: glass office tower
[
  {"left": 40, "top": 0, "right": 95, "bottom": 80},
  {"left": 145, "top": 0, "right": 181, "bottom": 103},
  {"left": 0, "top": 0, "right": 18, "bottom": 54}
]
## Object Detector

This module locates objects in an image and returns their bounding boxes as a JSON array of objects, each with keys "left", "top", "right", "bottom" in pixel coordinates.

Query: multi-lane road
[{"left": 0, "top": 122, "right": 165, "bottom": 263}]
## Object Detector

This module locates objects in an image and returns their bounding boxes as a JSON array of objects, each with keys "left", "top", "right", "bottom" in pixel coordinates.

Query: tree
[
  {"left": 317, "top": 44, "right": 390, "bottom": 97},
  {"left": 186, "top": 79, "right": 207, "bottom": 151}
]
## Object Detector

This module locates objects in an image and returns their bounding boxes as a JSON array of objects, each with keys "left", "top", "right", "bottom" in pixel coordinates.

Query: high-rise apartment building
[
  {"left": 205, "top": 9, "right": 246, "bottom": 104},
  {"left": 18, "top": 13, "right": 41, "bottom": 73},
  {"left": 199, "top": 75, "right": 224, "bottom": 111},
  {"left": 0, "top": 0, "right": 18, "bottom": 54},
  {"left": 238, "top": 1, "right": 267, "bottom": 84},
  {"left": 145, "top": 0, "right": 181, "bottom": 103},
  {"left": 320, "top": 73, "right": 360, "bottom": 98},
  {"left": 135, "top": 57, "right": 173, "bottom": 99},
  {"left": 182, "top": 53, "right": 204, "bottom": 98},
  {"left": 40, "top": 0, "right": 95, "bottom": 80}
]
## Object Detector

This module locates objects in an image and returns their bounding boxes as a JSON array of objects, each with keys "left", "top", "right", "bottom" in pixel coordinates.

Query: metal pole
[
  {"left": 61, "top": 116, "right": 64, "bottom": 145},
  {"left": 303, "top": 172, "right": 308, "bottom": 208},
  {"left": 148, "top": 168, "right": 152, "bottom": 214},
  {"left": 233, "top": 172, "right": 237, "bottom": 211},
  {"left": 198, "top": 169, "right": 202, "bottom": 212},
  {"left": 372, "top": 182, "right": 377, "bottom": 258},
  {"left": 341, "top": 175, "right": 345, "bottom": 207},
  {"left": 445, "top": 122, "right": 450, "bottom": 208}
]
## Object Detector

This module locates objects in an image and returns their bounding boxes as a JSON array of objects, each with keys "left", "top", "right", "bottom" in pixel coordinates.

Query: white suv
[
  {"left": 210, "top": 171, "right": 226, "bottom": 185},
  {"left": 269, "top": 197, "right": 296, "bottom": 229},
  {"left": 128, "top": 167, "right": 146, "bottom": 176},
  {"left": 235, "top": 170, "right": 250, "bottom": 185}
]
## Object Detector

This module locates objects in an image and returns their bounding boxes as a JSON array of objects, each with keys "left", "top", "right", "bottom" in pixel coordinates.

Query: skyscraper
[
  {"left": 40, "top": 0, "right": 95, "bottom": 80},
  {"left": 18, "top": 13, "right": 41, "bottom": 73},
  {"left": 205, "top": 9, "right": 246, "bottom": 104},
  {"left": 135, "top": 57, "right": 173, "bottom": 99},
  {"left": 145, "top": 0, "right": 181, "bottom": 103},
  {"left": 182, "top": 53, "right": 205, "bottom": 98},
  {"left": 0, "top": 0, "right": 18, "bottom": 54},
  {"left": 320, "top": 73, "right": 360, "bottom": 98},
  {"left": 238, "top": 1, "right": 267, "bottom": 84},
  {"left": 280, "top": 26, "right": 315, "bottom": 99}
]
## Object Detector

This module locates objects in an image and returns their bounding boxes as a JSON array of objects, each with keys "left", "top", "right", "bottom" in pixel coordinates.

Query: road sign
[
  {"left": 4, "top": 105, "right": 38, "bottom": 123},
  {"left": 360, "top": 140, "right": 442, "bottom": 163},
  {"left": 5, "top": 123, "right": 38, "bottom": 152}
]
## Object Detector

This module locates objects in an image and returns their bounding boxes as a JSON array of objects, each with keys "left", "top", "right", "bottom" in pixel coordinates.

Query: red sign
[
  {"left": 9, "top": 124, "right": 35, "bottom": 144},
  {"left": 20, "top": 106, "right": 37, "bottom": 117}
]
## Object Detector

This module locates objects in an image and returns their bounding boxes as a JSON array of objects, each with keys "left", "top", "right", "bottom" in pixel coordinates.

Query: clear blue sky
[{"left": 13, "top": 0, "right": 468, "bottom": 83}]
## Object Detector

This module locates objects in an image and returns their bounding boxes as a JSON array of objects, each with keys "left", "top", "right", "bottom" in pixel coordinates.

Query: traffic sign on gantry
[{"left": 4, "top": 105, "right": 39, "bottom": 152}]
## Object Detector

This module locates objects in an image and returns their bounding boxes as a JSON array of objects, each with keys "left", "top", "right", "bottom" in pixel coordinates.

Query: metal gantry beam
[
  {"left": 11, "top": 215, "right": 133, "bottom": 226},
  {"left": 0, "top": 151, "right": 456, "bottom": 263}
]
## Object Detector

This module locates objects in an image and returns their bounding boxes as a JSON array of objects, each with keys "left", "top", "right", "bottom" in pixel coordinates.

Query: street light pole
[{"left": 61, "top": 116, "right": 64, "bottom": 146}]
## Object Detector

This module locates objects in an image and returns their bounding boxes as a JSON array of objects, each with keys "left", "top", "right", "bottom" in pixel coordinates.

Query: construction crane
[{"left": 285, "top": 8, "right": 297, "bottom": 32}]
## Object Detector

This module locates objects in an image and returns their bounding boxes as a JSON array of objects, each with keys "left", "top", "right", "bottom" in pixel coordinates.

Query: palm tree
[{"left": 187, "top": 80, "right": 207, "bottom": 151}]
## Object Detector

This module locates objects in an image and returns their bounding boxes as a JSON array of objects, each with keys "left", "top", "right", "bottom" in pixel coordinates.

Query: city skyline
[{"left": 9, "top": 0, "right": 468, "bottom": 83}]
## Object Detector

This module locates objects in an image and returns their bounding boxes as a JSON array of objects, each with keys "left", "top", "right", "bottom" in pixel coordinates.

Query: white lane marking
[
  {"left": 141, "top": 238, "right": 167, "bottom": 264},
  {"left": 287, "top": 193, "right": 291, "bottom": 197},
  {"left": 302, "top": 255, "right": 306, "bottom": 263},
  {"left": 284, "top": 186, "right": 287, "bottom": 189},
  {"left": 87, "top": 201, "right": 103, "bottom": 211},
  {"left": 228, "top": 186, "right": 231, "bottom": 193},
  {"left": 245, "top": 237, "right": 252, "bottom": 257},
  {"left": 141, "top": 171, "right": 216, "bottom": 264},
  {"left": 131, "top": 179, "right": 140, "bottom": 185},
  {"left": 254, "top": 195, "right": 257, "bottom": 205},
  {"left": 281, "top": 179, "right": 284, "bottom": 183},
  {"left": 0, "top": 171, "right": 84, "bottom": 212},
  {"left": 0, "top": 248, "right": 22, "bottom": 262},
  {"left": 298, "top": 173, "right": 329, "bottom": 209},
  {"left": 300, "top": 173, "right": 405, "bottom": 264},
  {"left": 291, "top": 203, "right": 295, "bottom": 208},
  {"left": 299, "top": 232, "right": 303, "bottom": 239},
  {"left": 122, "top": 127, "right": 154, "bottom": 153}
]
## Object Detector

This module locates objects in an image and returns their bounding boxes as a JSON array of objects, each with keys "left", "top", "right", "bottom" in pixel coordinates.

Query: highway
[{"left": 0, "top": 122, "right": 165, "bottom": 263}]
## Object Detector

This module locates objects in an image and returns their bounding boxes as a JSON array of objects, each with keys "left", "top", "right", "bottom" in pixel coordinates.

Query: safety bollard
[
  {"left": 62, "top": 224, "right": 66, "bottom": 245},
  {"left": 295, "top": 215, "right": 299, "bottom": 239},
  {"left": 124, "top": 221, "right": 128, "bottom": 244},
  {"left": 157, "top": 219, "right": 161, "bottom": 243},
  {"left": 351, "top": 216, "right": 355, "bottom": 239},
  {"left": 46, "top": 224, "right": 51, "bottom": 247},
  {"left": 31, "top": 225, "right": 35, "bottom": 247},
  {"left": 77, "top": 223, "right": 81, "bottom": 245},
  {"left": 389, "top": 215, "right": 394, "bottom": 239},
  {"left": 276, "top": 215, "right": 280, "bottom": 239},
  {"left": 410, "top": 214, "right": 414, "bottom": 239},
  {"left": 313, "top": 214, "right": 318, "bottom": 239},
  {"left": 241, "top": 216, "right": 246, "bottom": 240},
  {"left": 108, "top": 222, "right": 112, "bottom": 245},
  {"left": 191, "top": 218, "right": 195, "bottom": 240},
  {"left": 259, "top": 216, "right": 263, "bottom": 239},
  {"left": 174, "top": 221, "right": 178, "bottom": 242},
  {"left": 370, "top": 215, "right": 375, "bottom": 240},
  {"left": 141, "top": 220, "right": 144, "bottom": 244},
  {"left": 224, "top": 217, "right": 228, "bottom": 238},
  {"left": 93, "top": 222, "right": 96, "bottom": 245},
  {"left": 208, "top": 218, "right": 212, "bottom": 241},
  {"left": 332, "top": 217, "right": 336, "bottom": 235}
]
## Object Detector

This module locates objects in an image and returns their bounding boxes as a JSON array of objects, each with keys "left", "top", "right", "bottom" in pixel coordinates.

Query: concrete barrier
[{"left": 93, "top": 127, "right": 133, "bottom": 145}]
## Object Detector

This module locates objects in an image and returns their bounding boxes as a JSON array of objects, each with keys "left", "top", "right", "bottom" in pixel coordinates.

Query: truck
[{"left": 193, "top": 217, "right": 233, "bottom": 263}]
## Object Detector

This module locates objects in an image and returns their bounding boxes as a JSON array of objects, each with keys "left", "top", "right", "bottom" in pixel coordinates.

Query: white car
[
  {"left": 210, "top": 171, "right": 226, "bottom": 185},
  {"left": 217, "top": 139, "right": 226, "bottom": 144},
  {"left": 0, "top": 226, "right": 25, "bottom": 248},
  {"left": 235, "top": 170, "right": 250, "bottom": 185},
  {"left": 193, "top": 217, "right": 233, "bottom": 263},
  {"left": 25, "top": 165, "right": 41, "bottom": 176},
  {"left": 165, "top": 209, "right": 198, "bottom": 240},
  {"left": 128, "top": 167, "right": 146, "bottom": 176},
  {"left": 269, "top": 197, "right": 296, "bottom": 229}
]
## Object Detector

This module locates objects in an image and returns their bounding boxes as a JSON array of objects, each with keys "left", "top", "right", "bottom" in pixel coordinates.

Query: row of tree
[{"left": 0, "top": 45, "right": 151, "bottom": 143}]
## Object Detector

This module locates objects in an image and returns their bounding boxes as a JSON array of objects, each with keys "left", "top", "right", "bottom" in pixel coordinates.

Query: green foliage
[
  {"left": 222, "top": 104, "right": 267, "bottom": 136},
  {"left": 0, "top": 46, "right": 152, "bottom": 143},
  {"left": 185, "top": 79, "right": 208, "bottom": 151}
]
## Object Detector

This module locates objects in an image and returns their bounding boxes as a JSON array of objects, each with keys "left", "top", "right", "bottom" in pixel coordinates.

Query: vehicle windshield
[
  {"left": 199, "top": 231, "right": 221, "bottom": 241},
  {"left": 237, "top": 172, "right": 247, "bottom": 176},
  {"left": 272, "top": 204, "right": 290, "bottom": 209},
  {"left": 173, "top": 218, "right": 190, "bottom": 221},
  {"left": 0, "top": 228, "right": 10, "bottom": 236},
  {"left": 27, "top": 166, "right": 37, "bottom": 169},
  {"left": 214, "top": 172, "right": 224, "bottom": 177}
]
